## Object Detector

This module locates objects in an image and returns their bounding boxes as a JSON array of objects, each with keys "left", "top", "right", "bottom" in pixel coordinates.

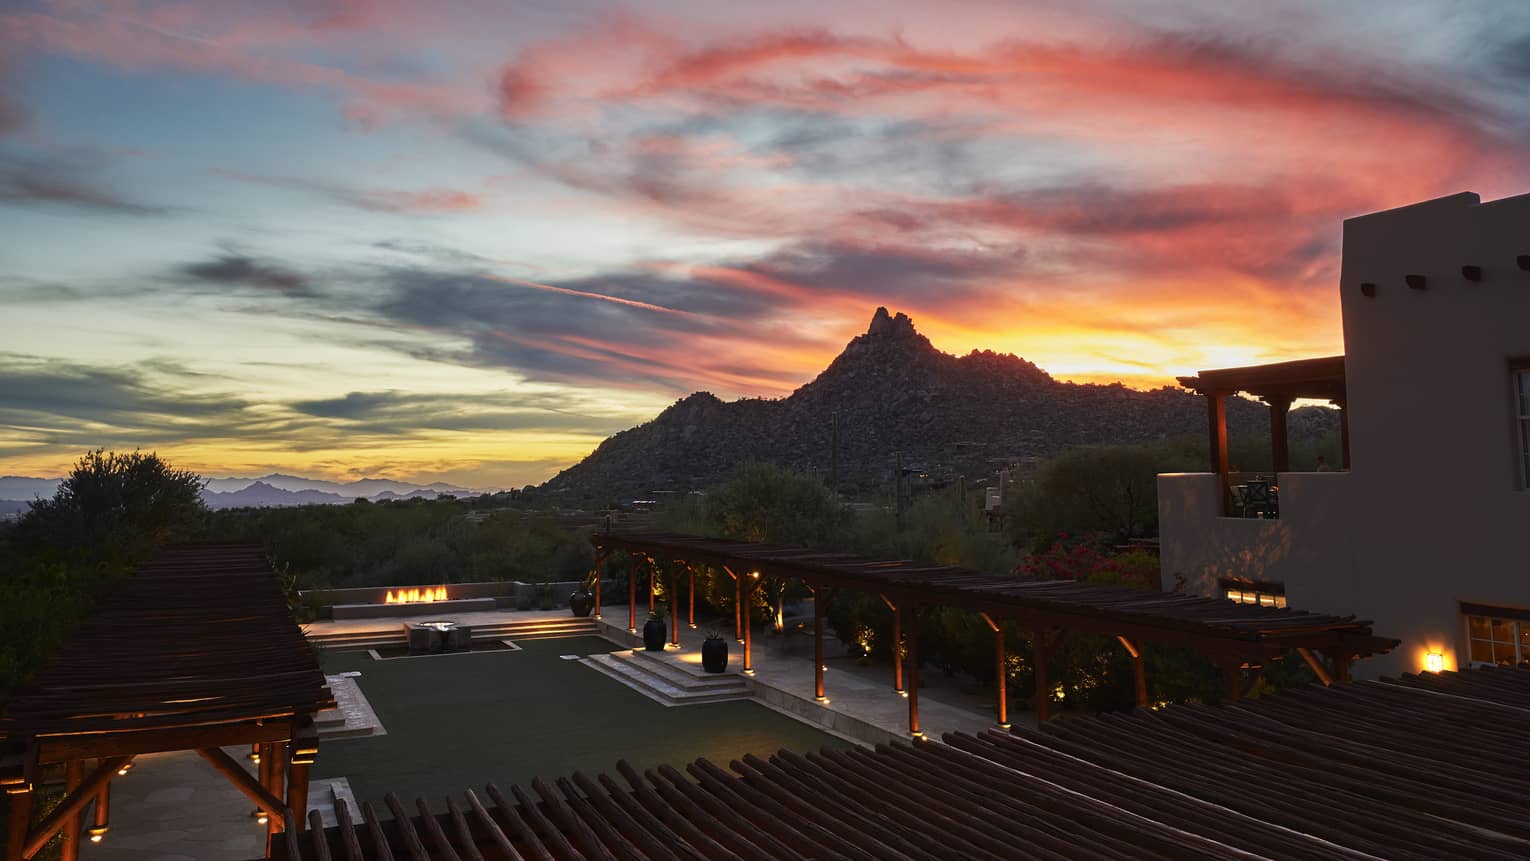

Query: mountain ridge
[{"left": 539, "top": 307, "right": 1338, "bottom": 501}]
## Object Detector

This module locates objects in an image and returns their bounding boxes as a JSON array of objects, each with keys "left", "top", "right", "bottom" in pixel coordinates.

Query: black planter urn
[
  {"left": 642, "top": 617, "right": 667, "bottom": 651},
  {"left": 569, "top": 590, "right": 594, "bottom": 617},
  {"left": 701, "top": 636, "right": 729, "bottom": 673}
]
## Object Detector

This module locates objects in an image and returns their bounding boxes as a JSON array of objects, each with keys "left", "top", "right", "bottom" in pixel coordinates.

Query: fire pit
[
  {"left": 332, "top": 584, "right": 497, "bottom": 620},
  {"left": 405, "top": 620, "right": 474, "bottom": 654}
]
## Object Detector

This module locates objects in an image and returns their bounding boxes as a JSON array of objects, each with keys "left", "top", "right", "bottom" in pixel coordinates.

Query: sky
[{"left": 2, "top": 0, "right": 1529, "bottom": 489}]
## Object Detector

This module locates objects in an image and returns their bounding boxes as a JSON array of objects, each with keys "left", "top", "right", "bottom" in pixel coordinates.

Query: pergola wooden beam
[
  {"left": 196, "top": 747, "right": 286, "bottom": 820},
  {"left": 591, "top": 533, "right": 1394, "bottom": 664}
]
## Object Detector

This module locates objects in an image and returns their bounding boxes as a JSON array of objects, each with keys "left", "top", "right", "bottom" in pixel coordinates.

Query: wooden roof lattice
[
  {"left": 1177, "top": 354, "right": 1346, "bottom": 402},
  {"left": 275, "top": 666, "right": 1530, "bottom": 860},
  {"left": 590, "top": 531, "right": 1397, "bottom": 660},
  {"left": 0, "top": 543, "right": 333, "bottom": 776}
]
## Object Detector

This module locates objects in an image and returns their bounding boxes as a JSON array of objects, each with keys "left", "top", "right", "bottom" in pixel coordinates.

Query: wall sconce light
[
  {"left": 1425, "top": 651, "right": 1444, "bottom": 673},
  {"left": 1461, "top": 265, "right": 1483, "bottom": 282},
  {"left": 1518, "top": 255, "right": 1530, "bottom": 271},
  {"left": 1405, "top": 274, "right": 1427, "bottom": 290},
  {"left": 1359, "top": 282, "right": 1377, "bottom": 298}
]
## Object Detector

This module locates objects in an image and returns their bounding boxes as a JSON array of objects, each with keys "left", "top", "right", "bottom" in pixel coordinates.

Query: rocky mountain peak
[
  {"left": 866, "top": 306, "right": 915, "bottom": 336},
  {"left": 538, "top": 305, "right": 1342, "bottom": 502}
]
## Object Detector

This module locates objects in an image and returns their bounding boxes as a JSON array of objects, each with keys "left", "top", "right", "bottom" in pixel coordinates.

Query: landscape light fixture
[{"left": 1425, "top": 651, "right": 1445, "bottom": 673}]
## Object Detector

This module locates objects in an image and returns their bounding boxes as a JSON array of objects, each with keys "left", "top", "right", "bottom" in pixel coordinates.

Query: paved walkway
[{"left": 79, "top": 747, "right": 268, "bottom": 861}]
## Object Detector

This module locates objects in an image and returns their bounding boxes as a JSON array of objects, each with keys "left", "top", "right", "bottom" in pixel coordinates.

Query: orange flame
[{"left": 384, "top": 586, "right": 449, "bottom": 604}]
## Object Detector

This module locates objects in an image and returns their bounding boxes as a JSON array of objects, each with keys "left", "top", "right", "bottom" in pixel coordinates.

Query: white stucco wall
[{"left": 1160, "top": 191, "right": 1530, "bottom": 678}]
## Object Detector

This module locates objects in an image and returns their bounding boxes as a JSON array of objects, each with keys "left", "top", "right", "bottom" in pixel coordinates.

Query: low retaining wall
[{"left": 300, "top": 580, "right": 588, "bottom": 619}]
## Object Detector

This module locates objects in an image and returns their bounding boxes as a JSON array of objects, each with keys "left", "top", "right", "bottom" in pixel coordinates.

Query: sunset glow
[{"left": 3, "top": 1, "right": 1528, "bottom": 487}]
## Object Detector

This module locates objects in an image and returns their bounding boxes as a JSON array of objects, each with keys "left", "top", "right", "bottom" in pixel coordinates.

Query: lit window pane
[
  {"left": 1469, "top": 616, "right": 1490, "bottom": 638},
  {"left": 1492, "top": 619, "right": 1514, "bottom": 642},
  {"left": 1520, "top": 625, "right": 1530, "bottom": 650},
  {"left": 1259, "top": 594, "right": 1275, "bottom": 607},
  {"left": 1494, "top": 641, "right": 1518, "bottom": 665},
  {"left": 1471, "top": 639, "right": 1493, "bottom": 662},
  {"left": 1225, "top": 590, "right": 1240, "bottom": 602},
  {"left": 1274, "top": 595, "right": 1288, "bottom": 608}
]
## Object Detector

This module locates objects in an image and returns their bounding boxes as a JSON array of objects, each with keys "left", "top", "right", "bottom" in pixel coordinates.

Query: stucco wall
[{"left": 1160, "top": 191, "right": 1530, "bottom": 679}]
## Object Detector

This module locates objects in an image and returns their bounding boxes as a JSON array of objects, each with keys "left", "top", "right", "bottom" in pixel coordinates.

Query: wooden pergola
[
  {"left": 273, "top": 666, "right": 1530, "bottom": 859},
  {"left": 1178, "top": 355, "right": 1348, "bottom": 514},
  {"left": 589, "top": 531, "right": 1396, "bottom": 735},
  {"left": 0, "top": 545, "right": 333, "bottom": 861}
]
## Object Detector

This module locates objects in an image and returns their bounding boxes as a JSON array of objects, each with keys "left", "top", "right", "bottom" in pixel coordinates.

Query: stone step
[
  {"left": 582, "top": 654, "right": 749, "bottom": 706},
  {"left": 308, "top": 619, "right": 599, "bottom": 648},
  {"left": 616, "top": 649, "right": 744, "bottom": 690}
]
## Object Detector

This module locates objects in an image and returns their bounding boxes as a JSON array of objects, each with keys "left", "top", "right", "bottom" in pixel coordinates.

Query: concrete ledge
[{"left": 331, "top": 598, "right": 496, "bottom": 619}]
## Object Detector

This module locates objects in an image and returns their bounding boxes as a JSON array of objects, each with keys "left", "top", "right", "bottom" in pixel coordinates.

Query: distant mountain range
[
  {"left": 538, "top": 307, "right": 1340, "bottom": 502},
  {"left": 0, "top": 473, "right": 484, "bottom": 513}
]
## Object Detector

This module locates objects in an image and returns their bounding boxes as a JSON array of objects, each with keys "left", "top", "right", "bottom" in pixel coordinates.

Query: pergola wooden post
[
  {"left": 268, "top": 740, "right": 288, "bottom": 842},
  {"left": 287, "top": 725, "right": 317, "bottom": 832},
  {"left": 1116, "top": 636, "right": 1148, "bottom": 708},
  {"left": 980, "top": 613, "right": 1008, "bottom": 728},
  {"left": 1206, "top": 390, "right": 1230, "bottom": 514},
  {"left": 882, "top": 595, "right": 903, "bottom": 694},
  {"left": 1332, "top": 652, "right": 1353, "bottom": 682},
  {"left": 5, "top": 788, "right": 33, "bottom": 861},
  {"left": 906, "top": 606, "right": 922, "bottom": 738},
  {"left": 687, "top": 565, "right": 696, "bottom": 629},
  {"left": 89, "top": 773, "right": 110, "bottom": 843},
  {"left": 742, "top": 573, "right": 757, "bottom": 674},
  {"left": 647, "top": 556, "right": 655, "bottom": 614},
  {"left": 592, "top": 549, "right": 604, "bottom": 619},
  {"left": 813, "top": 586, "right": 827, "bottom": 702},
  {"left": 1266, "top": 395, "right": 1293, "bottom": 474},
  {"left": 725, "top": 567, "right": 741, "bottom": 642},
  {"left": 60, "top": 759, "right": 82, "bottom": 861},
  {"left": 669, "top": 563, "right": 680, "bottom": 647},
  {"left": 627, "top": 554, "right": 637, "bottom": 633},
  {"left": 1034, "top": 630, "right": 1051, "bottom": 722}
]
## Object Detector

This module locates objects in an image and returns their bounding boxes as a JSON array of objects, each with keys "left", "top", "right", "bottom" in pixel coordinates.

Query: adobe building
[{"left": 1159, "top": 190, "right": 1530, "bottom": 678}]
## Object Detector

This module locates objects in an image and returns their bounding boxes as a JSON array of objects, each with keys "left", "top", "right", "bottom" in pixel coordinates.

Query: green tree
[
  {"left": 1007, "top": 438, "right": 1202, "bottom": 550},
  {"left": 703, "top": 462, "right": 848, "bottom": 546},
  {"left": 11, "top": 449, "right": 207, "bottom": 566}
]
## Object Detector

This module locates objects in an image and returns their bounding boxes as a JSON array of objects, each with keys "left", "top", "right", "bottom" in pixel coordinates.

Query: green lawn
[{"left": 315, "top": 635, "right": 850, "bottom": 808}]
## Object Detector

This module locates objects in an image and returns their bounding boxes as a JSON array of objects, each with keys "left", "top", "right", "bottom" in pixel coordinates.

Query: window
[
  {"left": 1218, "top": 577, "right": 1287, "bottom": 608},
  {"left": 1466, "top": 610, "right": 1530, "bottom": 666},
  {"left": 1516, "top": 367, "right": 1530, "bottom": 489}
]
